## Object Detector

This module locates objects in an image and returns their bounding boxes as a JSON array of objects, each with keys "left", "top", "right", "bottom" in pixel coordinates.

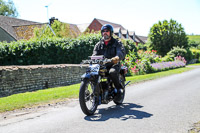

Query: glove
[{"left": 111, "top": 56, "right": 120, "bottom": 64}]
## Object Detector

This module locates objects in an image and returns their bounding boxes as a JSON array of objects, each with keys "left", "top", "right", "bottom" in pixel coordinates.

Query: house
[
  {"left": 121, "top": 29, "right": 129, "bottom": 39},
  {"left": 87, "top": 18, "right": 126, "bottom": 33},
  {"left": 0, "top": 16, "right": 147, "bottom": 44},
  {"left": 84, "top": 18, "right": 147, "bottom": 44},
  {"left": 77, "top": 23, "right": 90, "bottom": 33},
  {"left": 0, "top": 16, "right": 81, "bottom": 42},
  {"left": 135, "top": 35, "right": 148, "bottom": 44},
  {"left": 0, "top": 15, "right": 43, "bottom": 42},
  {"left": 0, "top": 26, "right": 16, "bottom": 42},
  {"left": 68, "top": 23, "right": 81, "bottom": 37}
]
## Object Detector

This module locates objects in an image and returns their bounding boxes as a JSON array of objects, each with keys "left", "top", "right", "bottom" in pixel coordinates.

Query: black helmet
[{"left": 101, "top": 24, "right": 114, "bottom": 35}]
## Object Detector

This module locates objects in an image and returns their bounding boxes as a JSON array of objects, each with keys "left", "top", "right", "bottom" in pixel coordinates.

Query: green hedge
[
  {"left": 0, "top": 34, "right": 101, "bottom": 65},
  {"left": 0, "top": 34, "right": 137, "bottom": 65}
]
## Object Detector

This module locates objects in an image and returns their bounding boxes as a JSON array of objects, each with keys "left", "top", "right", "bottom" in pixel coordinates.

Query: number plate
[{"left": 88, "top": 64, "right": 100, "bottom": 75}]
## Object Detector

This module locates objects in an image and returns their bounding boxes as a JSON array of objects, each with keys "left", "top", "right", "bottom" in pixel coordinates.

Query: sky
[{"left": 10, "top": 0, "right": 200, "bottom": 36}]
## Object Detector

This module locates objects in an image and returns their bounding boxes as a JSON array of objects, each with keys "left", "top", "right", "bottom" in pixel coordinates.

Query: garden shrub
[
  {"left": 188, "top": 40, "right": 199, "bottom": 48},
  {"left": 0, "top": 33, "right": 101, "bottom": 65},
  {"left": 166, "top": 46, "right": 194, "bottom": 62},
  {"left": 137, "top": 43, "right": 147, "bottom": 51},
  {"left": 167, "top": 46, "right": 187, "bottom": 58},
  {"left": 161, "top": 55, "right": 174, "bottom": 62},
  {"left": 121, "top": 39, "right": 137, "bottom": 55},
  {"left": 190, "top": 49, "right": 200, "bottom": 62},
  {"left": 122, "top": 50, "right": 138, "bottom": 76},
  {"left": 122, "top": 49, "right": 159, "bottom": 75},
  {"left": 137, "top": 50, "right": 160, "bottom": 63}
]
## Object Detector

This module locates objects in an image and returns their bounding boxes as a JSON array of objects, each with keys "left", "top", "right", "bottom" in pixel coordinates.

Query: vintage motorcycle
[{"left": 79, "top": 56, "right": 130, "bottom": 116}]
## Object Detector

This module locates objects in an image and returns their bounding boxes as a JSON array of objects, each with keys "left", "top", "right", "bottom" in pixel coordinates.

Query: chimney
[{"left": 49, "top": 17, "right": 58, "bottom": 25}]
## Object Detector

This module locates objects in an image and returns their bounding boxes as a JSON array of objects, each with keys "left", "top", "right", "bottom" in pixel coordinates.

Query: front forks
[{"left": 91, "top": 75, "right": 102, "bottom": 105}]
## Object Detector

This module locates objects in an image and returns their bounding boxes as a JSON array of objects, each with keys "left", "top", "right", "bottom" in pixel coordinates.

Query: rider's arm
[
  {"left": 92, "top": 43, "right": 99, "bottom": 56},
  {"left": 116, "top": 41, "right": 125, "bottom": 61}
]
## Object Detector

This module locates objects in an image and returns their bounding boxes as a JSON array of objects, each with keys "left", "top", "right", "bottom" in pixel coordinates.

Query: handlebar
[
  {"left": 80, "top": 56, "right": 112, "bottom": 67},
  {"left": 81, "top": 58, "right": 112, "bottom": 65}
]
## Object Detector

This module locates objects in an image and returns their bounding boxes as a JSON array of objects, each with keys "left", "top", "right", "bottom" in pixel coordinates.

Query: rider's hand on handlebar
[{"left": 111, "top": 56, "right": 119, "bottom": 64}]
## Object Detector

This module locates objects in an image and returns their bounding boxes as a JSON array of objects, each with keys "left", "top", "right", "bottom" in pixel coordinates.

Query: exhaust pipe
[{"left": 125, "top": 81, "right": 131, "bottom": 86}]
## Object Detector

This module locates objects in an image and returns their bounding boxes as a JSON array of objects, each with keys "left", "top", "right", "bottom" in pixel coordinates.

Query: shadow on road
[{"left": 84, "top": 103, "right": 153, "bottom": 121}]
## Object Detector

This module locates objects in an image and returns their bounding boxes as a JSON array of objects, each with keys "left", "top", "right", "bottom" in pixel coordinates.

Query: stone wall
[{"left": 0, "top": 64, "right": 87, "bottom": 97}]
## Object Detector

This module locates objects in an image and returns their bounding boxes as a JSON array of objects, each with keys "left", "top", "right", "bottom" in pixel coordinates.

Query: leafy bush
[
  {"left": 121, "top": 39, "right": 137, "bottom": 55},
  {"left": 187, "top": 35, "right": 200, "bottom": 49},
  {"left": 161, "top": 55, "right": 174, "bottom": 62},
  {"left": 190, "top": 48, "right": 200, "bottom": 62},
  {"left": 137, "top": 43, "right": 147, "bottom": 51},
  {"left": 166, "top": 46, "right": 193, "bottom": 62},
  {"left": 0, "top": 33, "right": 101, "bottom": 65},
  {"left": 122, "top": 49, "right": 160, "bottom": 75},
  {"left": 149, "top": 19, "right": 189, "bottom": 56},
  {"left": 122, "top": 50, "right": 138, "bottom": 76},
  {"left": 137, "top": 50, "right": 161, "bottom": 63},
  {"left": 188, "top": 40, "right": 199, "bottom": 48},
  {"left": 167, "top": 46, "right": 187, "bottom": 58}
]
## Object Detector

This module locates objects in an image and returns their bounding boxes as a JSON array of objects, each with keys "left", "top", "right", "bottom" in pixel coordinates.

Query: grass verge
[
  {"left": 188, "top": 63, "right": 200, "bottom": 66},
  {"left": 126, "top": 66, "right": 195, "bottom": 84},
  {"left": 0, "top": 66, "right": 196, "bottom": 113},
  {"left": 188, "top": 121, "right": 200, "bottom": 133}
]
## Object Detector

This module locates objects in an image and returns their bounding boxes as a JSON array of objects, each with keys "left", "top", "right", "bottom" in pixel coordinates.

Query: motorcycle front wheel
[{"left": 79, "top": 79, "right": 98, "bottom": 116}]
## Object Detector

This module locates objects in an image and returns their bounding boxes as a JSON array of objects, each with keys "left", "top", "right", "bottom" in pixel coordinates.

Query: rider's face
[{"left": 102, "top": 30, "right": 111, "bottom": 41}]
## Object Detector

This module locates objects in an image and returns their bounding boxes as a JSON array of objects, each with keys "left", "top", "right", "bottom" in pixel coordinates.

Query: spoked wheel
[
  {"left": 79, "top": 79, "right": 98, "bottom": 116},
  {"left": 113, "top": 74, "right": 125, "bottom": 105}
]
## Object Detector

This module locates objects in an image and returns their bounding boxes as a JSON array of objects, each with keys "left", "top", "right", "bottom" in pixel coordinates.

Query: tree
[
  {"left": 0, "top": 0, "right": 18, "bottom": 17},
  {"left": 149, "top": 19, "right": 188, "bottom": 56}
]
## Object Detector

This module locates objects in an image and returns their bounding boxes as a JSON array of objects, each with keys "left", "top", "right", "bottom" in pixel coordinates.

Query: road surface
[{"left": 1, "top": 67, "right": 200, "bottom": 133}]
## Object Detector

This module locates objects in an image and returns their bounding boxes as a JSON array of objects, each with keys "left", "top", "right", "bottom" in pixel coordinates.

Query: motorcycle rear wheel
[
  {"left": 113, "top": 74, "right": 125, "bottom": 105},
  {"left": 79, "top": 79, "right": 98, "bottom": 116}
]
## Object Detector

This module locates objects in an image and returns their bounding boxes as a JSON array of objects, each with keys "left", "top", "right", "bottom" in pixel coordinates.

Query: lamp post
[
  {"left": 45, "top": 5, "right": 49, "bottom": 23},
  {"left": 42, "top": 4, "right": 56, "bottom": 36}
]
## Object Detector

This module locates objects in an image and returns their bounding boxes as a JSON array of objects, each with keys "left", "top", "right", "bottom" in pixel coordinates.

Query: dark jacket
[{"left": 92, "top": 37, "right": 126, "bottom": 61}]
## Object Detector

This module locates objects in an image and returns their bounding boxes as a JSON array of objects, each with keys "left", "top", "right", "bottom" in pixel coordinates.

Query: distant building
[
  {"left": 81, "top": 18, "right": 147, "bottom": 44},
  {"left": 0, "top": 15, "right": 43, "bottom": 42},
  {"left": 135, "top": 35, "right": 148, "bottom": 44},
  {"left": 0, "top": 16, "right": 147, "bottom": 44},
  {"left": 0, "top": 16, "right": 81, "bottom": 42}
]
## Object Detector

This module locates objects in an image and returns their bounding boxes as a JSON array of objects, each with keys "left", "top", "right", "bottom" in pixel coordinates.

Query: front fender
[{"left": 81, "top": 73, "right": 91, "bottom": 79}]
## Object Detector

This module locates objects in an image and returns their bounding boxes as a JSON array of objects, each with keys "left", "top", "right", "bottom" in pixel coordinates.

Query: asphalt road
[{"left": 1, "top": 67, "right": 200, "bottom": 133}]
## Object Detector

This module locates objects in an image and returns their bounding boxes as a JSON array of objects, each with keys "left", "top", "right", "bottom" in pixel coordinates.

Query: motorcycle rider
[{"left": 92, "top": 24, "right": 126, "bottom": 101}]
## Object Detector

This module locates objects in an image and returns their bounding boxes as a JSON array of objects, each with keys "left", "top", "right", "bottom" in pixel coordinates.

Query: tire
[
  {"left": 113, "top": 74, "right": 125, "bottom": 105},
  {"left": 79, "top": 79, "right": 98, "bottom": 116}
]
